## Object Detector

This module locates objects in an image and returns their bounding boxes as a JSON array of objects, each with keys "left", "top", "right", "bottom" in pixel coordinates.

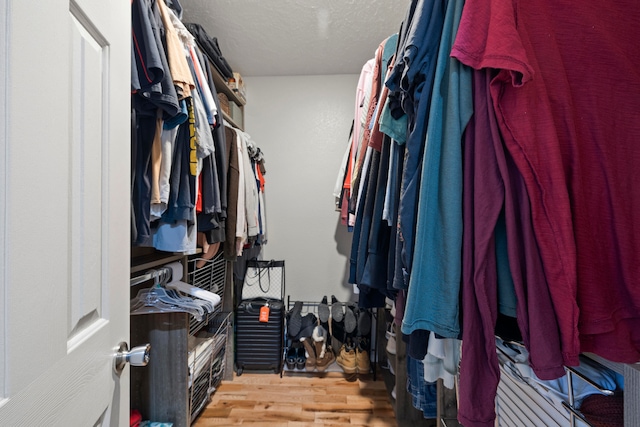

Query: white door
[{"left": 0, "top": 0, "right": 131, "bottom": 425}]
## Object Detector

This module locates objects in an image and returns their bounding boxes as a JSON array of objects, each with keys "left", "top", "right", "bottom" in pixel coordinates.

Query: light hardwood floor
[{"left": 193, "top": 371, "right": 398, "bottom": 426}]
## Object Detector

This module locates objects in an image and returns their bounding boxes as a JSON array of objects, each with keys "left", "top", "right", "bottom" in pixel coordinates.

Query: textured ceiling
[{"left": 180, "top": 0, "right": 408, "bottom": 76}]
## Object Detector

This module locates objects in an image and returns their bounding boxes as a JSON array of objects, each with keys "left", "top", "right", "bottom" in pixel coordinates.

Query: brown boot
[
  {"left": 336, "top": 344, "right": 357, "bottom": 374},
  {"left": 301, "top": 338, "right": 316, "bottom": 371},
  {"left": 355, "top": 345, "right": 370, "bottom": 373},
  {"left": 312, "top": 324, "right": 334, "bottom": 372},
  {"left": 315, "top": 340, "right": 335, "bottom": 372}
]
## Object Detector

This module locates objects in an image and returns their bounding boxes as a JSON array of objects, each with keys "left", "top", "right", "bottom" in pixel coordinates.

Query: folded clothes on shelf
[{"left": 187, "top": 336, "right": 214, "bottom": 383}]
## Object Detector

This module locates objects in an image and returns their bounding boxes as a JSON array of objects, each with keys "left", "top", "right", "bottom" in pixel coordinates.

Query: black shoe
[
  {"left": 295, "top": 346, "right": 307, "bottom": 370},
  {"left": 294, "top": 313, "right": 317, "bottom": 341},
  {"left": 285, "top": 346, "right": 297, "bottom": 370},
  {"left": 288, "top": 301, "right": 303, "bottom": 337},
  {"left": 318, "top": 296, "right": 330, "bottom": 323},
  {"left": 331, "top": 295, "right": 344, "bottom": 322},
  {"left": 344, "top": 304, "right": 357, "bottom": 333},
  {"left": 357, "top": 309, "right": 371, "bottom": 336}
]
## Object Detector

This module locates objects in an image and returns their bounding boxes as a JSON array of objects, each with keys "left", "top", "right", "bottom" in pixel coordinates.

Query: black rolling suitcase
[
  {"left": 235, "top": 298, "right": 284, "bottom": 375},
  {"left": 235, "top": 259, "right": 286, "bottom": 375}
]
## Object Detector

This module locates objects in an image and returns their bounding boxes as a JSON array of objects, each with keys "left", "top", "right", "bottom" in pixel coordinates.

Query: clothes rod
[{"left": 130, "top": 266, "right": 172, "bottom": 287}]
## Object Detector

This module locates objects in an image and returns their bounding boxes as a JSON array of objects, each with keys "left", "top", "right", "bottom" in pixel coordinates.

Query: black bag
[
  {"left": 235, "top": 298, "right": 284, "bottom": 375},
  {"left": 241, "top": 259, "right": 285, "bottom": 301},
  {"left": 184, "top": 22, "right": 234, "bottom": 79}
]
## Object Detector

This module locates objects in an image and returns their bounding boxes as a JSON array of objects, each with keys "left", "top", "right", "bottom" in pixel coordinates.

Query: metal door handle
[{"left": 113, "top": 341, "right": 151, "bottom": 375}]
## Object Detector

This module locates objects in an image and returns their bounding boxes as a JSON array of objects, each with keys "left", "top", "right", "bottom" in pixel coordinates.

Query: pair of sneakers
[{"left": 336, "top": 339, "right": 371, "bottom": 374}]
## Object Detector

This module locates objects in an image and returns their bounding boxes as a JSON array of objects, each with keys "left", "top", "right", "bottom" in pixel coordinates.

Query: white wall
[{"left": 244, "top": 74, "right": 358, "bottom": 303}]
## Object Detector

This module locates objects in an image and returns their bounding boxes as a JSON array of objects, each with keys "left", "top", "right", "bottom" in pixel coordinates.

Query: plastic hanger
[{"left": 130, "top": 268, "right": 205, "bottom": 320}]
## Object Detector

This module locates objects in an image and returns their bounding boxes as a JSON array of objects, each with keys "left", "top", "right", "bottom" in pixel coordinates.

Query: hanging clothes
[
  {"left": 452, "top": 0, "right": 640, "bottom": 366},
  {"left": 338, "top": 2, "right": 639, "bottom": 426},
  {"left": 131, "top": 0, "right": 181, "bottom": 247},
  {"left": 222, "top": 125, "right": 239, "bottom": 260},
  {"left": 153, "top": 97, "right": 198, "bottom": 253},
  {"left": 156, "top": 0, "right": 194, "bottom": 100},
  {"left": 132, "top": 0, "right": 267, "bottom": 257},
  {"left": 385, "top": 0, "right": 446, "bottom": 289},
  {"left": 401, "top": 0, "right": 471, "bottom": 345},
  {"left": 457, "top": 68, "right": 565, "bottom": 427},
  {"left": 347, "top": 58, "right": 375, "bottom": 224},
  {"left": 450, "top": 1, "right": 640, "bottom": 425}
]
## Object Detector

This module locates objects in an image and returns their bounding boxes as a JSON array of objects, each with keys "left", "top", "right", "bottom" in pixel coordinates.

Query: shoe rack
[{"left": 283, "top": 298, "right": 378, "bottom": 378}]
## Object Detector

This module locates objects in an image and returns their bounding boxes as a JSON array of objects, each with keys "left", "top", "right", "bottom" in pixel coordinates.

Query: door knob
[{"left": 113, "top": 341, "right": 151, "bottom": 375}]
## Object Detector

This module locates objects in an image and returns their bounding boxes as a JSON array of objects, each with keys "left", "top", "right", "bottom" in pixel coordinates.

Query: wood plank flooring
[{"left": 192, "top": 371, "right": 398, "bottom": 426}]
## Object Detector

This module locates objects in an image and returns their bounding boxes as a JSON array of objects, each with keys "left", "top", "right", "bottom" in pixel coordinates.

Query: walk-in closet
[{"left": 1, "top": 0, "right": 638, "bottom": 426}]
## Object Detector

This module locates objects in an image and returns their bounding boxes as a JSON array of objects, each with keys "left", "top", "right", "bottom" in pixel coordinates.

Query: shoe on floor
[
  {"left": 313, "top": 324, "right": 335, "bottom": 372},
  {"left": 285, "top": 346, "right": 297, "bottom": 370},
  {"left": 336, "top": 344, "right": 357, "bottom": 374},
  {"left": 300, "top": 337, "right": 316, "bottom": 371},
  {"left": 295, "top": 346, "right": 306, "bottom": 370},
  {"left": 321, "top": 347, "right": 336, "bottom": 371},
  {"left": 315, "top": 346, "right": 335, "bottom": 372}
]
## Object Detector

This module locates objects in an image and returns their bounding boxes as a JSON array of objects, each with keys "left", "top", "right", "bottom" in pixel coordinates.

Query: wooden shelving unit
[
  {"left": 130, "top": 29, "right": 246, "bottom": 427},
  {"left": 208, "top": 59, "right": 246, "bottom": 107},
  {"left": 221, "top": 110, "right": 242, "bottom": 130}
]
